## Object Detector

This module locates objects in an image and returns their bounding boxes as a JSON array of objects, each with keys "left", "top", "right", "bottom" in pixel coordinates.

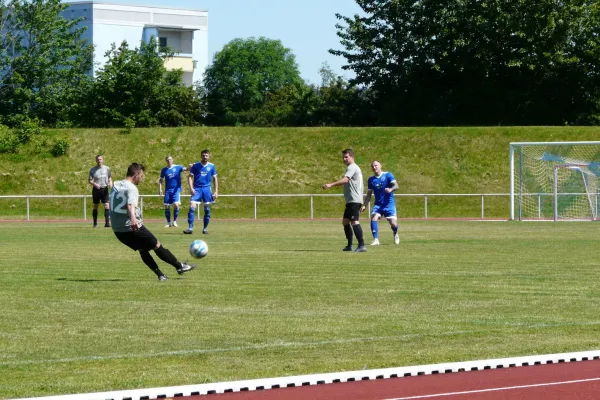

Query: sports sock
[
  {"left": 104, "top": 209, "right": 110, "bottom": 224},
  {"left": 352, "top": 224, "right": 365, "bottom": 247},
  {"left": 392, "top": 223, "right": 398, "bottom": 234},
  {"left": 173, "top": 207, "right": 180, "bottom": 221},
  {"left": 370, "top": 220, "right": 379, "bottom": 239},
  {"left": 187, "top": 208, "right": 195, "bottom": 229},
  {"left": 92, "top": 209, "right": 98, "bottom": 224},
  {"left": 203, "top": 206, "right": 211, "bottom": 230},
  {"left": 139, "top": 250, "right": 163, "bottom": 277},
  {"left": 344, "top": 224, "right": 353, "bottom": 247},
  {"left": 165, "top": 208, "right": 171, "bottom": 223},
  {"left": 154, "top": 245, "right": 180, "bottom": 269}
]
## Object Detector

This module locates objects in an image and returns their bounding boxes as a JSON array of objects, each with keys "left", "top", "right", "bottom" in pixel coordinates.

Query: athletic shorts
[
  {"left": 343, "top": 202, "right": 362, "bottom": 222},
  {"left": 113, "top": 226, "right": 158, "bottom": 252},
  {"left": 163, "top": 188, "right": 182, "bottom": 206},
  {"left": 92, "top": 187, "right": 110, "bottom": 204},
  {"left": 371, "top": 203, "right": 397, "bottom": 219},
  {"left": 190, "top": 186, "right": 214, "bottom": 204}
]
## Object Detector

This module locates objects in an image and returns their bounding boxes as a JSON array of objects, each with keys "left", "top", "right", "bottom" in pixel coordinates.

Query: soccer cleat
[
  {"left": 165, "top": 223, "right": 171, "bottom": 228},
  {"left": 104, "top": 223, "right": 111, "bottom": 228},
  {"left": 342, "top": 245, "right": 353, "bottom": 252},
  {"left": 93, "top": 223, "right": 98, "bottom": 228},
  {"left": 354, "top": 246, "right": 367, "bottom": 253},
  {"left": 394, "top": 233, "right": 400, "bottom": 245},
  {"left": 172, "top": 221, "right": 178, "bottom": 227},
  {"left": 202, "top": 229, "right": 208, "bottom": 234},
  {"left": 158, "top": 275, "right": 169, "bottom": 282},
  {"left": 370, "top": 238, "right": 380, "bottom": 246},
  {"left": 183, "top": 229, "right": 193, "bottom": 234},
  {"left": 177, "top": 262, "right": 196, "bottom": 275}
]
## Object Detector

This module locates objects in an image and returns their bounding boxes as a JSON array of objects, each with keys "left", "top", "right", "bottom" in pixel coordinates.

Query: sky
[{"left": 64, "top": 0, "right": 363, "bottom": 84}]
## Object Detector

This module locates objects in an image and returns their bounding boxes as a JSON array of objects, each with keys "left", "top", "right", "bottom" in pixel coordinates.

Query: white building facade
[{"left": 62, "top": 1, "right": 208, "bottom": 86}]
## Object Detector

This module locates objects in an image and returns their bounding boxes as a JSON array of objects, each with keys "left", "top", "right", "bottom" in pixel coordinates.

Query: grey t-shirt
[
  {"left": 110, "top": 179, "right": 143, "bottom": 232},
  {"left": 343, "top": 162, "right": 363, "bottom": 204},
  {"left": 89, "top": 165, "right": 111, "bottom": 188}
]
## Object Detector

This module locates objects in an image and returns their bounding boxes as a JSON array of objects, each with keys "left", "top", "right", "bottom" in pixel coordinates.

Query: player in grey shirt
[
  {"left": 110, "top": 163, "right": 196, "bottom": 281},
  {"left": 322, "top": 148, "right": 367, "bottom": 252},
  {"left": 88, "top": 155, "right": 112, "bottom": 228}
]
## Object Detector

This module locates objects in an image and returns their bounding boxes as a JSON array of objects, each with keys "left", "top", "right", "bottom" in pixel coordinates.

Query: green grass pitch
[{"left": 1, "top": 220, "right": 600, "bottom": 398}]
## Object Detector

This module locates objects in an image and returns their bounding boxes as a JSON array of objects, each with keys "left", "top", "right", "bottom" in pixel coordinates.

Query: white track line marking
[{"left": 385, "top": 377, "right": 600, "bottom": 399}]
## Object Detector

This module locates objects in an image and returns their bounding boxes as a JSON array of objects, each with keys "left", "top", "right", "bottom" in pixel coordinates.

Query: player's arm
[
  {"left": 127, "top": 203, "right": 140, "bottom": 231},
  {"left": 108, "top": 175, "right": 113, "bottom": 189},
  {"left": 385, "top": 180, "right": 399, "bottom": 194},
  {"left": 158, "top": 177, "right": 163, "bottom": 195},
  {"left": 188, "top": 173, "right": 195, "bottom": 195},
  {"left": 322, "top": 176, "right": 349, "bottom": 190},
  {"left": 213, "top": 175, "right": 219, "bottom": 198},
  {"left": 361, "top": 189, "right": 373, "bottom": 212}
]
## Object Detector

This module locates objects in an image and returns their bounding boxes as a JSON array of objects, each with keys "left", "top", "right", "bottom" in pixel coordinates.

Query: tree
[
  {"left": 0, "top": 0, "right": 93, "bottom": 126},
  {"left": 331, "top": 0, "right": 600, "bottom": 125},
  {"left": 76, "top": 38, "right": 203, "bottom": 127},
  {"left": 202, "top": 37, "right": 304, "bottom": 125}
]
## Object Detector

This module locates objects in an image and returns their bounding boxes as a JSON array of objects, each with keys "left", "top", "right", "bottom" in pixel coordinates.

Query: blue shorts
[
  {"left": 371, "top": 203, "right": 396, "bottom": 218},
  {"left": 190, "top": 186, "right": 214, "bottom": 205},
  {"left": 163, "top": 188, "right": 181, "bottom": 205}
]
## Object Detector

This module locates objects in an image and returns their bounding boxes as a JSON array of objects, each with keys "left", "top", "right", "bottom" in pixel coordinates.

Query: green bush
[
  {"left": 50, "top": 137, "right": 70, "bottom": 157},
  {"left": 15, "top": 118, "right": 42, "bottom": 144},
  {"left": 0, "top": 125, "right": 20, "bottom": 153}
]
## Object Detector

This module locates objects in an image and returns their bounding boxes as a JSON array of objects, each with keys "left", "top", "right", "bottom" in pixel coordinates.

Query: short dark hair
[
  {"left": 342, "top": 148, "right": 354, "bottom": 157},
  {"left": 201, "top": 149, "right": 210, "bottom": 155},
  {"left": 126, "top": 163, "right": 145, "bottom": 177}
]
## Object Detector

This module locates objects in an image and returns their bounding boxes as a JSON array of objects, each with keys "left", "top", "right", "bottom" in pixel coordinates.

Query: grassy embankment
[{"left": 1, "top": 126, "right": 599, "bottom": 219}]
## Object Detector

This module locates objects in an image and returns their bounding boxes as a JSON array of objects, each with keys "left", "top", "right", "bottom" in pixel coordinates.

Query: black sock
[
  {"left": 344, "top": 224, "right": 353, "bottom": 247},
  {"left": 352, "top": 224, "right": 365, "bottom": 247},
  {"left": 154, "top": 245, "right": 181, "bottom": 269},
  {"left": 139, "top": 250, "right": 163, "bottom": 277},
  {"left": 92, "top": 209, "right": 98, "bottom": 224},
  {"left": 104, "top": 209, "right": 110, "bottom": 224}
]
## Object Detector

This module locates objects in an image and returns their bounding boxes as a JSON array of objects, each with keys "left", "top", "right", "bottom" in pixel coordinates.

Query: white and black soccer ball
[{"left": 189, "top": 239, "right": 208, "bottom": 259}]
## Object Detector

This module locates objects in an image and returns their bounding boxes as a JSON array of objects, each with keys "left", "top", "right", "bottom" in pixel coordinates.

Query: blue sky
[{"left": 65, "top": 0, "right": 362, "bottom": 84}]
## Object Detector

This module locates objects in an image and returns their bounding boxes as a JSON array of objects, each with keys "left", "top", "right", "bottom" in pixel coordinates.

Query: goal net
[{"left": 510, "top": 141, "right": 600, "bottom": 221}]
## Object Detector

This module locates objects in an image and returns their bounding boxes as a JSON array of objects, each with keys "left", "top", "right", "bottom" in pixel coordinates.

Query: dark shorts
[
  {"left": 343, "top": 202, "right": 362, "bottom": 222},
  {"left": 114, "top": 226, "right": 158, "bottom": 252},
  {"left": 92, "top": 187, "right": 110, "bottom": 204}
]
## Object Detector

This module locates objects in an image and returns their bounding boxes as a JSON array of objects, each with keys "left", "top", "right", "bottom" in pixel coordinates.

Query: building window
[{"left": 159, "top": 37, "right": 167, "bottom": 48}]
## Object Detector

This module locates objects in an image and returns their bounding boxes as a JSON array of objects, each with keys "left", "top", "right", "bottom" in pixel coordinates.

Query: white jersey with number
[{"left": 110, "top": 179, "right": 142, "bottom": 232}]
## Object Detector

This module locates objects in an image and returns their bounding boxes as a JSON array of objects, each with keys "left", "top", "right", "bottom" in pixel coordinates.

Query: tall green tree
[
  {"left": 0, "top": 0, "right": 93, "bottom": 126},
  {"left": 76, "top": 38, "right": 203, "bottom": 127},
  {"left": 332, "top": 0, "right": 600, "bottom": 125},
  {"left": 202, "top": 37, "right": 304, "bottom": 125}
]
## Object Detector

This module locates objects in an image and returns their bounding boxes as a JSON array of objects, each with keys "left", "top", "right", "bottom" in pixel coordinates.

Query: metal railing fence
[{"left": 0, "top": 193, "right": 510, "bottom": 221}]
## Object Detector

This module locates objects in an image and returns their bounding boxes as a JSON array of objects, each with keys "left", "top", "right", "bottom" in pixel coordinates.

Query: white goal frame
[{"left": 510, "top": 141, "right": 600, "bottom": 221}]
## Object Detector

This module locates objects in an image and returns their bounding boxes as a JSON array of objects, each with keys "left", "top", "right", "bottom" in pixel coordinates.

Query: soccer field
[{"left": 1, "top": 220, "right": 599, "bottom": 398}]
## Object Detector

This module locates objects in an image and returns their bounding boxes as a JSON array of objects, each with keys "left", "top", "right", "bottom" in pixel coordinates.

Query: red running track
[{"left": 193, "top": 359, "right": 600, "bottom": 400}]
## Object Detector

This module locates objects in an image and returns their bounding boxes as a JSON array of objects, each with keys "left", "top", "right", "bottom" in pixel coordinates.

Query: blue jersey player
[
  {"left": 158, "top": 156, "right": 188, "bottom": 228},
  {"left": 184, "top": 149, "right": 218, "bottom": 235},
  {"left": 360, "top": 161, "right": 400, "bottom": 245}
]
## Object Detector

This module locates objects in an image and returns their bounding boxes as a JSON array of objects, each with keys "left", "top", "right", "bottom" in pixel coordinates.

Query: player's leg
[
  {"left": 349, "top": 203, "right": 366, "bottom": 252},
  {"left": 384, "top": 205, "right": 400, "bottom": 245},
  {"left": 184, "top": 202, "right": 198, "bottom": 234},
  {"left": 102, "top": 188, "right": 111, "bottom": 227},
  {"left": 172, "top": 189, "right": 181, "bottom": 227},
  {"left": 164, "top": 191, "right": 172, "bottom": 227},
  {"left": 139, "top": 250, "right": 166, "bottom": 280},
  {"left": 152, "top": 240, "right": 195, "bottom": 275},
  {"left": 201, "top": 187, "right": 213, "bottom": 234},
  {"left": 92, "top": 189, "right": 99, "bottom": 227},
  {"left": 114, "top": 230, "right": 166, "bottom": 281},
  {"left": 342, "top": 204, "right": 354, "bottom": 251},
  {"left": 370, "top": 206, "right": 382, "bottom": 245}
]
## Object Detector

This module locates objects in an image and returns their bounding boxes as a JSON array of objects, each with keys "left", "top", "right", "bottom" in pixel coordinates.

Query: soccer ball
[{"left": 189, "top": 239, "right": 208, "bottom": 259}]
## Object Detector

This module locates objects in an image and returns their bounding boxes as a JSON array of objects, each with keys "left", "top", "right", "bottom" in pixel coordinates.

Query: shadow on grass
[{"left": 56, "top": 278, "right": 128, "bottom": 282}]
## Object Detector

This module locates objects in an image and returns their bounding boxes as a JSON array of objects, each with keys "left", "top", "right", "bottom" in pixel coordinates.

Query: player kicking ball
[
  {"left": 360, "top": 160, "right": 400, "bottom": 246},
  {"left": 110, "top": 162, "right": 196, "bottom": 281}
]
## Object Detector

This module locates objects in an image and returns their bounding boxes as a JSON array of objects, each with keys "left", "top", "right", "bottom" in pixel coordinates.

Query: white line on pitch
[
  {"left": 0, "top": 330, "right": 475, "bottom": 367},
  {"left": 384, "top": 377, "right": 600, "bottom": 400}
]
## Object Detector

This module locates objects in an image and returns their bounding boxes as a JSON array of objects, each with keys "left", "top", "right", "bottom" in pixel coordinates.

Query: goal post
[{"left": 510, "top": 141, "right": 600, "bottom": 221}]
